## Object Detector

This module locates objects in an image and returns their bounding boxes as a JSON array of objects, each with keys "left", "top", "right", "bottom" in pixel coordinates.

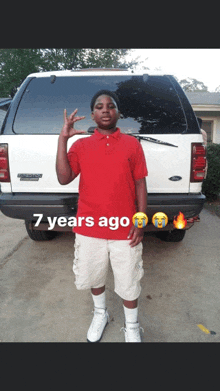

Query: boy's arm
[
  {"left": 128, "top": 177, "right": 147, "bottom": 247},
  {"left": 56, "top": 108, "right": 86, "bottom": 185},
  {"left": 135, "top": 177, "right": 147, "bottom": 214},
  {"left": 56, "top": 134, "right": 76, "bottom": 185}
]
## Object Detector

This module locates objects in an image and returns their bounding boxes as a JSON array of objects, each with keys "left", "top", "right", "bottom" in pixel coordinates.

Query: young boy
[{"left": 56, "top": 90, "right": 148, "bottom": 342}]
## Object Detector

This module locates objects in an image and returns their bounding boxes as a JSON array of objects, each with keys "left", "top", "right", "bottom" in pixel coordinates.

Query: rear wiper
[
  {"left": 87, "top": 128, "right": 178, "bottom": 148},
  {"left": 130, "top": 134, "right": 178, "bottom": 148}
]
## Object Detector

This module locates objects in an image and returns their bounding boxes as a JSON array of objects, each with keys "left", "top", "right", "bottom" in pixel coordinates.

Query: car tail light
[
  {"left": 0, "top": 143, "right": 10, "bottom": 182},
  {"left": 190, "top": 143, "right": 206, "bottom": 182}
]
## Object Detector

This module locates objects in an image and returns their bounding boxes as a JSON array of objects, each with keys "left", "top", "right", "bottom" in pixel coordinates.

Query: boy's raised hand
[{"left": 61, "top": 108, "right": 86, "bottom": 139}]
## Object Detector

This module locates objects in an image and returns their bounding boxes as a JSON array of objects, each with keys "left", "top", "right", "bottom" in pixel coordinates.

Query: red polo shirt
[{"left": 67, "top": 128, "right": 148, "bottom": 239}]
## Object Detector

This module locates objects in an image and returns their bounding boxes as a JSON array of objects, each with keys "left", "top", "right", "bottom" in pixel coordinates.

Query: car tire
[
  {"left": 25, "top": 220, "right": 58, "bottom": 241},
  {"left": 156, "top": 229, "right": 186, "bottom": 242}
]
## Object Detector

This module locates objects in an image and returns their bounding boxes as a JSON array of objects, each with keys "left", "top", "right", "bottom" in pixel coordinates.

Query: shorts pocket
[
  {"left": 135, "top": 259, "right": 143, "bottom": 272},
  {"left": 73, "top": 237, "right": 80, "bottom": 274},
  {"left": 133, "top": 243, "right": 144, "bottom": 281},
  {"left": 134, "top": 259, "right": 144, "bottom": 281}
]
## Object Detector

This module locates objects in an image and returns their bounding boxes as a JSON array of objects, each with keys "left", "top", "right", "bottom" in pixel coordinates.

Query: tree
[
  {"left": 0, "top": 49, "right": 135, "bottom": 98},
  {"left": 0, "top": 49, "right": 43, "bottom": 97},
  {"left": 179, "top": 77, "right": 208, "bottom": 92},
  {"left": 40, "top": 49, "right": 88, "bottom": 71},
  {"left": 40, "top": 48, "right": 135, "bottom": 71}
]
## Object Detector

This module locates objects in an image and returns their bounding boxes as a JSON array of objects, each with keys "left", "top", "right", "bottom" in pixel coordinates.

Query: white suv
[{"left": 0, "top": 69, "right": 206, "bottom": 241}]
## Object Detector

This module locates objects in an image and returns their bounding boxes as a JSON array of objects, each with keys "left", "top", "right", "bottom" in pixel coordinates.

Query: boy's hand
[
  {"left": 127, "top": 226, "right": 144, "bottom": 247},
  {"left": 61, "top": 108, "right": 86, "bottom": 139}
]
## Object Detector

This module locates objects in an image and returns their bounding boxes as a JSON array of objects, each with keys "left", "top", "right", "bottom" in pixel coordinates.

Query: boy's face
[{"left": 91, "top": 95, "right": 120, "bottom": 130}]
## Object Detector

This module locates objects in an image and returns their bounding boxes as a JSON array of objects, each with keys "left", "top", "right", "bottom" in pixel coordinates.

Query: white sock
[
  {"left": 123, "top": 305, "right": 138, "bottom": 324},
  {"left": 92, "top": 291, "right": 106, "bottom": 310}
]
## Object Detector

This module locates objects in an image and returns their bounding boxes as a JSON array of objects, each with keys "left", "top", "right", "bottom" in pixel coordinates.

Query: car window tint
[{"left": 13, "top": 75, "right": 187, "bottom": 135}]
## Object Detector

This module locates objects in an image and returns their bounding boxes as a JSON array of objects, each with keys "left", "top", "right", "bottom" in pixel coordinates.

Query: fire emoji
[{"left": 173, "top": 212, "right": 187, "bottom": 229}]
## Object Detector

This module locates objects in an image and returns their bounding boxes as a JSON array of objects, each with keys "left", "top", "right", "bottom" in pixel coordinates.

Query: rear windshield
[{"left": 13, "top": 75, "right": 187, "bottom": 135}]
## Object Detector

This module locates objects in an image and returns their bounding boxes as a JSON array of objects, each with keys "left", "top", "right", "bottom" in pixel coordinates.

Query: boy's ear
[{"left": 91, "top": 112, "right": 94, "bottom": 120}]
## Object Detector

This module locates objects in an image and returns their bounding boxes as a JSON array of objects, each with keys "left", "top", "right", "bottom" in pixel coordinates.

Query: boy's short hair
[{"left": 90, "top": 90, "right": 120, "bottom": 112}]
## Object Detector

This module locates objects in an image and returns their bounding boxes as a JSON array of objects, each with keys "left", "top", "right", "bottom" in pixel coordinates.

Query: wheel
[
  {"left": 156, "top": 229, "right": 186, "bottom": 242},
  {"left": 25, "top": 220, "right": 58, "bottom": 241}
]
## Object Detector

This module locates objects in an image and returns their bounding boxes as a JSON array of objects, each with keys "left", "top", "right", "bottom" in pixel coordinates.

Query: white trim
[
  {"left": 199, "top": 116, "right": 217, "bottom": 143},
  {"left": 27, "top": 70, "right": 141, "bottom": 78},
  {"left": 192, "top": 104, "right": 220, "bottom": 112}
]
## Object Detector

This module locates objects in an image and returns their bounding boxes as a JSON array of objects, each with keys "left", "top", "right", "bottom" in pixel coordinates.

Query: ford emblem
[{"left": 169, "top": 176, "right": 182, "bottom": 181}]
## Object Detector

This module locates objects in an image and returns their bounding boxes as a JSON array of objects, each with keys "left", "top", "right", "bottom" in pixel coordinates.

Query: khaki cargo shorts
[{"left": 73, "top": 233, "right": 144, "bottom": 301}]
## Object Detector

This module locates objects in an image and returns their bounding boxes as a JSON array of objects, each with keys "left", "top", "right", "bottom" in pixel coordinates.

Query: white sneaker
[
  {"left": 87, "top": 308, "right": 109, "bottom": 342},
  {"left": 121, "top": 322, "right": 144, "bottom": 342}
]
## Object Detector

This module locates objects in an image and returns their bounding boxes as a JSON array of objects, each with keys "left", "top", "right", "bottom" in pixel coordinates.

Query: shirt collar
[{"left": 94, "top": 127, "right": 121, "bottom": 140}]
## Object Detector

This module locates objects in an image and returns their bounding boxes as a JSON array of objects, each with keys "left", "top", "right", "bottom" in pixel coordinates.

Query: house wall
[{"left": 193, "top": 109, "right": 220, "bottom": 144}]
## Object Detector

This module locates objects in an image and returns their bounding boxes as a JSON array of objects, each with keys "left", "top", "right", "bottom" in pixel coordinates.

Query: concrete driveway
[{"left": 0, "top": 208, "right": 220, "bottom": 342}]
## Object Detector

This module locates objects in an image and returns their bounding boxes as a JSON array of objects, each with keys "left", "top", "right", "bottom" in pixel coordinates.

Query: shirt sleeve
[
  {"left": 67, "top": 140, "right": 81, "bottom": 176},
  {"left": 131, "top": 140, "right": 148, "bottom": 181}
]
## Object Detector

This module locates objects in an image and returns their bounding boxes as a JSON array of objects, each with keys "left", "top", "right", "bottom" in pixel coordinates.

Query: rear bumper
[
  {"left": 146, "top": 193, "right": 206, "bottom": 220},
  {"left": 146, "top": 193, "right": 205, "bottom": 232},
  {"left": 0, "top": 192, "right": 206, "bottom": 232},
  {"left": 0, "top": 193, "right": 78, "bottom": 220}
]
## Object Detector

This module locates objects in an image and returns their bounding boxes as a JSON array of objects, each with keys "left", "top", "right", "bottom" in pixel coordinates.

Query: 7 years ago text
[{"left": 33, "top": 214, "right": 130, "bottom": 231}]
